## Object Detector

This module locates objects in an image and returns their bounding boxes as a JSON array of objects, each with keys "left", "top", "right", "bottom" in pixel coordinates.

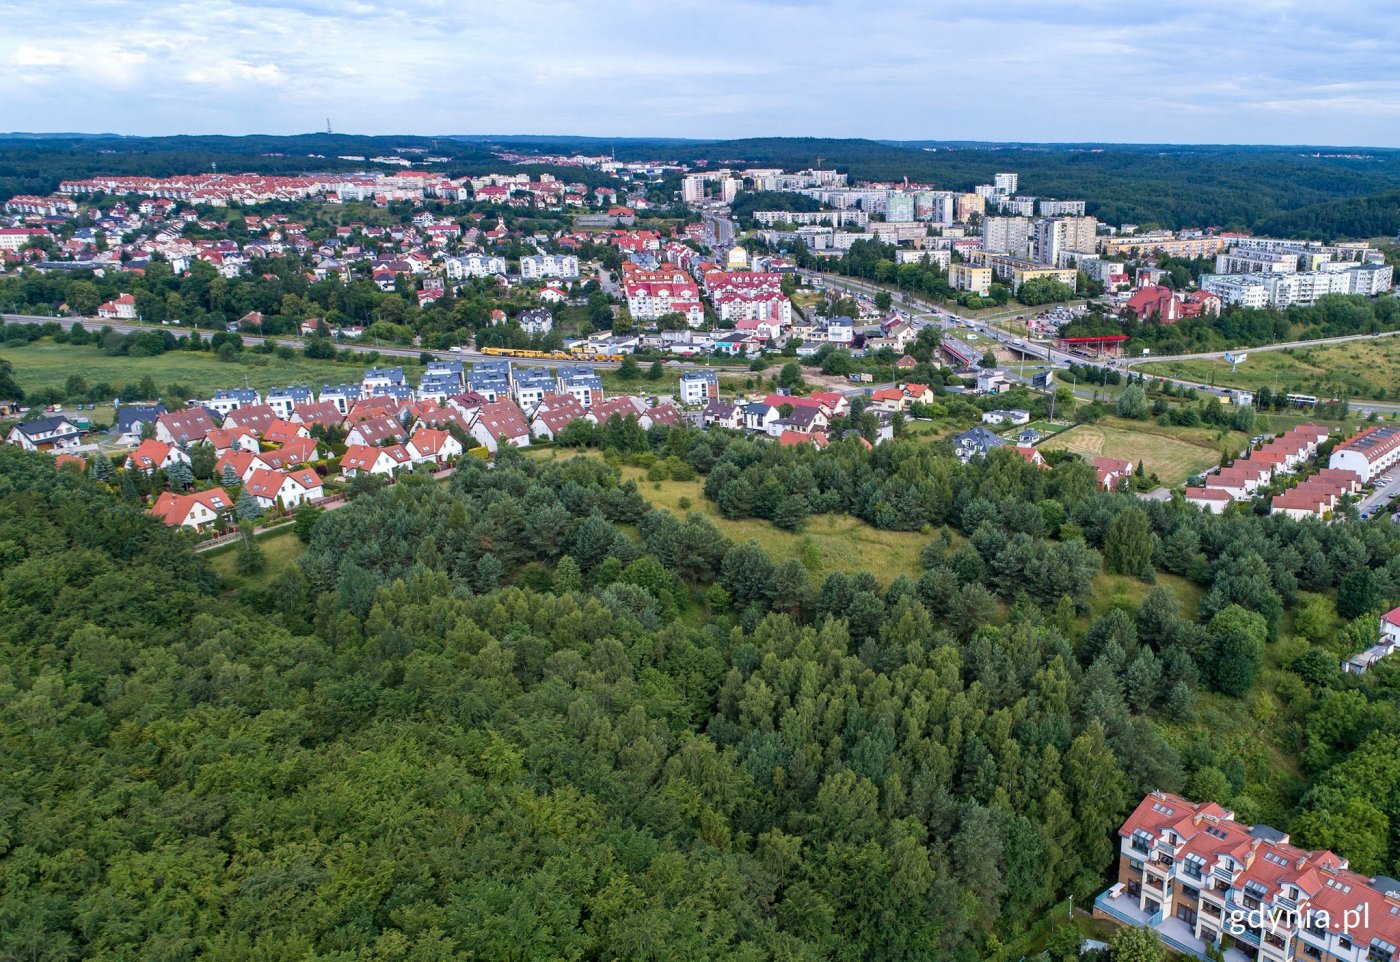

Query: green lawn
[
  {"left": 2, "top": 337, "right": 416, "bottom": 400},
  {"left": 206, "top": 526, "right": 306, "bottom": 591},
  {"left": 1138, "top": 338, "right": 1400, "bottom": 402},
  {"left": 1039, "top": 416, "right": 1245, "bottom": 486}
]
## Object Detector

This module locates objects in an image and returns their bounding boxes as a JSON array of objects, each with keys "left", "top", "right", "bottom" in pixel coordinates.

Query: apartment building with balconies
[{"left": 1097, "top": 792, "right": 1400, "bottom": 962}]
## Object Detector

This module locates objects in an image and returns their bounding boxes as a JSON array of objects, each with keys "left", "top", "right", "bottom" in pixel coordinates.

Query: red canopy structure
[{"left": 1057, "top": 334, "right": 1129, "bottom": 357}]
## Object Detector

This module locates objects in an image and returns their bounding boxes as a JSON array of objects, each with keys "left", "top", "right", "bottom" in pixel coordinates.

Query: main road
[
  {"left": 0, "top": 312, "right": 754, "bottom": 375},
  {"left": 800, "top": 268, "right": 1400, "bottom": 411}
]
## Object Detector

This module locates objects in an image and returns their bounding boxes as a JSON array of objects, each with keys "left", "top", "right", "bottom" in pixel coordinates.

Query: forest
[
  {"left": 4, "top": 408, "right": 1400, "bottom": 960},
  {"left": 6, "top": 134, "right": 1400, "bottom": 239}
]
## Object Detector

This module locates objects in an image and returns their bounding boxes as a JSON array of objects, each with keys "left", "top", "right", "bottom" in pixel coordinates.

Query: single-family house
[
  {"left": 467, "top": 401, "right": 532, "bottom": 452},
  {"left": 340, "top": 443, "right": 413, "bottom": 477},
  {"left": 407, "top": 428, "right": 463, "bottom": 466},
  {"left": 7, "top": 415, "right": 84, "bottom": 452},
  {"left": 125, "top": 439, "right": 190, "bottom": 474},
  {"left": 156, "top": 408, "right": 217, "bottom": 446},
  {"left": 530, "top": 393, "right": 587, "bottom": 440},
  {"left": 148, "top": 487, "right": 232, "bottom": 532}
]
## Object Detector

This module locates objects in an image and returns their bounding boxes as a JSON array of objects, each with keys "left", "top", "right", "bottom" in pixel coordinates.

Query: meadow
[
  {"left": 1037, "top": 416, "right": 1245, "bottom": 486},
  {"left": 1137, "top": 337, "right": 1400, "bottom": 402}
]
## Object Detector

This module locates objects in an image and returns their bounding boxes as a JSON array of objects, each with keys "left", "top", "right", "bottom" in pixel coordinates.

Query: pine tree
[
  {"left": 166, "top": 460, "right": 194, "bottom": 490},
  {"left": 236, "top": 487, "right": 262, "bottom": 521},
  {"left": 221, "top": 464, "right": 241, "bottom": 490},
  {"left": 234, "top": 524, "right": 265, "bottom": 575},
  {"left": 89, "top": 452, "right": 115, "bottom": 482},
  {"left": 553, "top": 555, "right": 583, "bottom": 593}
]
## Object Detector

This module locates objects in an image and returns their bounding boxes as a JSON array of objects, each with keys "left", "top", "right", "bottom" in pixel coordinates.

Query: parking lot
[{"left": 1357, "top": 472, "right": 1400, "bottom": 520}]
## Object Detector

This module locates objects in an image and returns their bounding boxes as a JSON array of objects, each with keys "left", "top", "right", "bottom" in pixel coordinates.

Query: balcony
[{"left": 1094, "top": 890, "right": 1254, "bottom": 962}]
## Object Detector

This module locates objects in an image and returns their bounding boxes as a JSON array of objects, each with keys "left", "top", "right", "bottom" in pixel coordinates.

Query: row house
[{"left": 1271, "top": 469, "right": 1362, "bottom": 521}]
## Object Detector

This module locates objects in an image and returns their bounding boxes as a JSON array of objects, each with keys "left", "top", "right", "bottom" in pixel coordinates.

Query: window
[
  {"left": 1303, "top": 945, "right": 1321, "bottom": 960},
  {"left": 1182, "top": 886, "right": 1200, "bottom": 900}
]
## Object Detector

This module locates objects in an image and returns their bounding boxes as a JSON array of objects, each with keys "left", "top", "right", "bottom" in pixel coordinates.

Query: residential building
[
  {"left": 679, "top": 370, "right": 720, "bottom": 406},
  {"left": 1096, "top": 790, "right": 1400, "bottom": 962},
  {"left": 318, "top": 384, "right": 362, "bottom": 416},
  {"left": 156, "top": 408, "right": 217, "bottom": 446},
  {"left": 345, "top": 414, "right": 408, "bottom": 448},
  {"left": 519, "top": 253, "right": 579, "bottom": 280},
  {"left": 266, "top": 386, "right": 313, "bottom": 420},
  {"left": 468, "top": 400, "right": 531, "bottom": 452},
  {"left": 206, "top": 388, "right": 261, "bottom": 417},
  {"left": 340, "top": 443, "right": 413, "bottom": 477},
  {"left": 981, "top": 409, "right": 1030, "bottom": 426},
  {"left": 1345, "top": 607, "right": 1400, "bottom": 674},
  {"left": 516, "top": 307, "right": 553, "bottom": 335},
  {"left": 444, "top": 252, "right": 506, "bottom": 279},
  {"left": 1039, "top": 199, "right": 1086, "bottom": 216},
  {"left": 6, "top": 415, "right": 84, "bottom": 452},
  {"left": 96, "top": 293, "right": 138, "bottom": 319},
  {"left": 223, "top": 404, "right": 278, "bottom": 436},
  {"left": 951, "top": 426, "right": 1006, "bottom": 462},
  {"left": 981, "top": 216, "right": 1032, "bottom": 257},
  {"left": 1328, "top": 425, "right": 1400, "bottom": 484},
  {"left": 530, "top": 393, "right": 588, "bottom": 440},
  {"left": 148, "top": 487, "right": 232, "bottom": 532},
  {"left": 113, "top": 404, "right": 167, "bottom": 446},
  {"left": 125, "top": 439, "right": 190, "bottom": 474},
  {"left": 407, "top": 428, "right": 463, "bottom": 466},
  {"left": 949, "top": 263, "right": 992, "bottom": 296}
]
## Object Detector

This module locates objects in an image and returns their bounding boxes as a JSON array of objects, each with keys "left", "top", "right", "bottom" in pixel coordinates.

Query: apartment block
[
  {"left": 949, "top": 262, "right": 992, "bottom": 296},
  {"left": 1096, "top": 791, "right": 1400, "bottom": 962},
  {"left": 982, "top": 216, "right": 1033, "bottom": 257}
]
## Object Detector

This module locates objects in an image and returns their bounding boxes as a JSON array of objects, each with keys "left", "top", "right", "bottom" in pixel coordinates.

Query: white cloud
[
  {"left": 0, "top": 0, "right": 1397, "bottom": 144},
  {"left": 185, "top": 60, "right": 284, "bottom": 87}
]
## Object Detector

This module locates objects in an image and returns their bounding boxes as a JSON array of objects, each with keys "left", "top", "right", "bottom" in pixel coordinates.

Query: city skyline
[{"left": 4, "top": 0, "right": 1400, "bottom": 147}]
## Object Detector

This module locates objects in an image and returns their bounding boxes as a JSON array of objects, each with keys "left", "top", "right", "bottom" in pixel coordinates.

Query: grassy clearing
[
  {"left": 527, "top": 448, "right": 929, "bottom": 582},
  {"left": 2, "top": 338, "right": 415, "bottom": 399},
  {"left": 622, "top": 465, "right": 929, "bottom": 583},
  {"left": 1138, "top": 338, "right": 1400, "bottom": 402},
  {"left": 1039, "top": 416, "right": 1243, "bottom": 486},
  {"left": 206, "top": 527, "right": 306, "bottom": 591}
]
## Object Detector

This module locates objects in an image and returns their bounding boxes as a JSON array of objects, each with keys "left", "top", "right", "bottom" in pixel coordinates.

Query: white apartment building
[
  {"left": 981, "top": 216, "right": 1032, "bottom": 258},
  {"left": 994, "top": 172, "right": 1018, "bottom": 193},
  {"left": 445, "top": 253, "right": 507, "bottom": 279},
  {"left": 1039, "top": 199, "right": 1086, "bottom": 216},
  {"left": 519, "top": 254, "right": 579, "bottom": 280},
  {"left": 1202, "top": 263, "right": 1393, "bottom": 309},
  {"left": 1214, "top": 249, "right": 1297, "bottom": 274}
]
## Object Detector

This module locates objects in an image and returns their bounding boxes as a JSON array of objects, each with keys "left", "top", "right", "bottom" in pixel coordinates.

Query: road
[{"left": 0, "top": 312, "right": 753, "bottom": 376}]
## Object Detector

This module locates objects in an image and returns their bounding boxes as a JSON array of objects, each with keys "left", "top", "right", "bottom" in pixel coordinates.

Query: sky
[{"left": 3, "top": 0, "right": 1400, "bottom": 146}]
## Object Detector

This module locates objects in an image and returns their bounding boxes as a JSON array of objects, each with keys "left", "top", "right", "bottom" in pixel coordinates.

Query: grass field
[
  {"left": 1138, "top": 338, "right": 1400, "bottom": 402},
  {"left": 1038, "top": 416, "right": 1244, "bottom": 486},
  {"left": 2, "top": 338, "right": 417, "bottom": 400},
  {"left": 206, "top": 527, "right": 306, "bottom": 591},
  {"left": 528, "top": 449, "right": 930, "bottom": 582}
]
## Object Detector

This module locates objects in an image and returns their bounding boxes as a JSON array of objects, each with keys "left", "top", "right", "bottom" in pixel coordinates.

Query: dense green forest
[
  {"left": 5, "top": 134, "right": 1400, "bottom": 239},
  {"left": 4, "top": 413, "right": 1400, "bottom": 960}
]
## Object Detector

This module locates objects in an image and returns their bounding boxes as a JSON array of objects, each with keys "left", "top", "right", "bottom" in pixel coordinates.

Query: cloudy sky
[{"left": 3, "top": 0, "right": 1398, "bottom": 146}]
